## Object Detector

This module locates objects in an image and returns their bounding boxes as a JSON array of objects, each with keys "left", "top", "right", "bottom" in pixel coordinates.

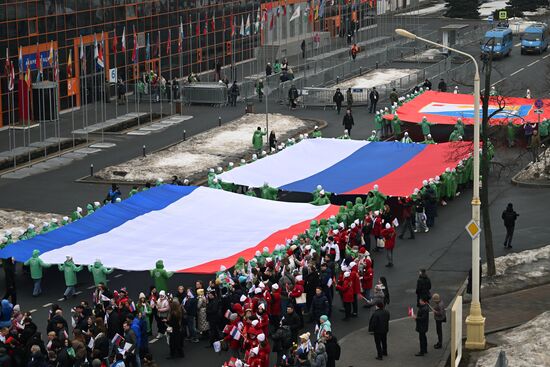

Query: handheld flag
[
  {"left": 121, "top": 27, "right": 126, "bottom": 52},
  {"left": 111, "top": 333, "right": 124, "bottom": 347},
  {"left": 230, "top": 325, "right": 241, "bottom": 340},
  {"left": 408, "top": 306, "right": 414, "bottom": 317},
  {"left": 129, "top": 301, "right": 136, "bottom": 313},
  {"left": 318, "top": 0, "right": 326, "bottom": 18},
  {"left": 290, "top": 5, "right": 301, "bottom": 21}
]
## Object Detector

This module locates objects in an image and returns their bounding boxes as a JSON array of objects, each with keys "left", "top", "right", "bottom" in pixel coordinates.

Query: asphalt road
[{"left": 1, "top": 13, "right": 550, "bottom": 367}]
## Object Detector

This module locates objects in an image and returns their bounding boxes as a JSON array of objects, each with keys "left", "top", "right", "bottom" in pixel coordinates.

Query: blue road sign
[{"left": 535, "top": 99, "right": 543, "bottom": 109}]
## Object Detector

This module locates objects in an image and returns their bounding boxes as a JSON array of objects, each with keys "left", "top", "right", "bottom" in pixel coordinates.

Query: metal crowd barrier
[{"left": 181, "top": 82, "right": 228, "bottom": 106}]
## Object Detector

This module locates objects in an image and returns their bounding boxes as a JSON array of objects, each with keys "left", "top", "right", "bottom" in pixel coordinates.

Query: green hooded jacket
[
  {"left": 88, "top": 260, "right": 114, "bottom": 286},
  {"left": 58, "top": 259, "right": 83, "bottom": 287},
  {"left": 252, "top": 130, "right": 266, "bottom": 150},
  {"left": 150, "top": 260, "right": 173, "bottom": 292},
  {"left": 24, "top": 250, "right": 51, "bottom": 280},
  {"left": 420, "top": 118, "right": 432, "bottom": 136}
]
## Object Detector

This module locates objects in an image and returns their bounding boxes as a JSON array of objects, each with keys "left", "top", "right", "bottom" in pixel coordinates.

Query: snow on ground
[
  {"left": 508, "top": 17, "right": 540, "bottom": 35},
  {"left": 403, "top": 48, "right": 444, "bottom": 61},
  {"left": 514, "top": 149, "right": 550, "bottom": 183},
  {"left": 479, "top": 0, "right": 508, "bottom": 17},
  {"left": 475, "top": 311, "right": 550, "bottom": 367},
  {"left": 399, "top": 3, "right": 446, "bottom": 16},
  {"left": 1, "top": 209, "right": 63, "bottom": 241},
  {"left": 334, "top": 68, "right": 419, "bottom": 90},
  {"left": 96, "top": 114, "right": 316, "bottom": 183}
]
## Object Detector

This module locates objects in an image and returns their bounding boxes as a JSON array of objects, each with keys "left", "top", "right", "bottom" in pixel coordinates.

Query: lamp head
[{"left": 395, "top": 28, "right": 417, "bottom": 40}]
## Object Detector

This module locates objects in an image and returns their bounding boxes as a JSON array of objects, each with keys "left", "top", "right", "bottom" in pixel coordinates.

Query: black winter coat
[
  {"left": 343, "top": 114, "right": 354, "bottom": 130},
  {"left": 368, "top": 308, "right": 390, "bottom": 334},
  {"left": 415, "top": 304, "right": 429, "bottom": 333},
  {"left": 311, "top": 293, "right": 329, "bottom": 318},
  {"left": 416, "top": 275, "right": 432, "bottom": 300},
  {"left": 502, "top": 210, "right": 518, "bottom": 227}
]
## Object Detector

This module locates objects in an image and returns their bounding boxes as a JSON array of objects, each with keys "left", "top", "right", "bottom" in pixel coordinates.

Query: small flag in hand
[
  {"left": 408, "top": 306, "right": 414, "bottom": 317},
  {"left": 111, "top": 333, "right": 124, "bottom": 346},
  {"left": 129, "top": 301, "right": 136, "bottom": 313},
  {"left": 224, "top": 309, "right": 231, "bottom": 319},
  {"left": 230, "top": 325, "right": 241, "bottom": 340}
]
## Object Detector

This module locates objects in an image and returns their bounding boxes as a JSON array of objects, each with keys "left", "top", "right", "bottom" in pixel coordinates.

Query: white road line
[
  {"left": 514, "top": 42, "right": 521, "bottom": 47},
  {"left": 544, "top": 54, "right": 550, "bottom": 59},
  {"left": 29, "top": 309, "right": 37, "bottom": 313},
  {"left": 527, "top": 60, "right": 540, "bottom": 67},
  {"left": 87, "top": 285, "right": 96, "bottom": 290},
  {"left": 510, "top": 68, "right": 524, "bottom": 76},
  {"left": 114, "top": 274, "right": 123, "bottom": 278},
  {"left": 42, "top": 303, "right": 53, "bottom": 308},
  {"left": 57, "top": 298, "right": 65, "bottom": 302},
  {"left": 492, "top": 78, "right": 506, "bottom": 86}
]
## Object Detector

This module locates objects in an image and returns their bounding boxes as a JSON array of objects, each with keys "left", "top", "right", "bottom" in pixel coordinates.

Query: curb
[
  {"left": 75, "top": 117, "right": 329, "bottom": 186},
  {"left": 511, "top": 170, "right": 550, "bottom": 188}
]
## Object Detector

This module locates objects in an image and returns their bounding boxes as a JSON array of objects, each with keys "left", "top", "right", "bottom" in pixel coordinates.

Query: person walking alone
[
  {"left": 369, "top": 87, "right": 379, "bottom": 113},
  {"left": 414, "top": 297, "right": 430, "bottom": 356},
  {"left": 501, "top": 203, "right": 519, "bottom": 249},
  {"left": 368, "top": 302, "right": 390, "bottom": 360},
  {"left": 346, "top": 88, "right": 353, "bottom": 109},
  {"left": 431, "top": 293, "right": 446, "bottom": 349},
  {"left": 333, "top": 88, "right": 344, "bottom": 114},
  {"left": 342, "top": 109, "right": 355, "bottom": 137},
  {"left": 415, "top": 269, "right": 431, "bottom": 307}
]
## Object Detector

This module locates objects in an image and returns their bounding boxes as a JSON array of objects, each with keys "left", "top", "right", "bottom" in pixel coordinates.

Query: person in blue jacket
[{"left": 0, "top": 299, "right": 13, "bottom": 328}]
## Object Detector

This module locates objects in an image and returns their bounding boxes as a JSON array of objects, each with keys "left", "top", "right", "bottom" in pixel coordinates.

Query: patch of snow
[
  {"left": 479, "top": 0, "right": 508, "bottom": 17},
  {"left": 515, "top": 149, "right": 550, "bottom": 182},
  {"left": 475, "top": 311, "right": 550, "bottom": 367},
  {"left": 0, "top": 209, "right": 63, "bottom": 241},
  {"left": 403, "top": 48, "right": 443, "bottom": 61},
  {"left": 96, "top": 114, "right": 315, "bottom": 183},
  {"left": 508, "top": 18, "right": 540, "bottom": 34},
  {"left": 523, "top": 8, "right": 549, "bottom": 17},
  {"left": 399, "top": 3, "right": 446, "bottom": 16},
  {"left": 483, "top": 244, "right": 550, "bottom": 277},
  {"left": 334, "top": 68, "right": 419, "bottom": 90}
]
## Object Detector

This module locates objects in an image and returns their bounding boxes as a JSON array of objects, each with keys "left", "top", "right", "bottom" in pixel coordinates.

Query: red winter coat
[
  {"left": 336, "top": 278, "right": 354, "bottom": 303},
  {"left": 247, "top": 354, "right": 262, "bottom": 367},
  {"left": 336, "top": 230, "right": 348, "bottom": 252},
  {"left": 349, "top": 226, "right": 362, "bottom": 247},
  {"left": 381, "top": 227, "right": 396, "bottom": 250},
  {"left": 289, "top": 280, "right": 305, "bottom": 299},
  {"left": 258, "top": 342, "right": 271, "bottom": 367},
  {"left": 262, "top": 290, "right": 272, "bottom": 314},
  {"left": 223, "top": 318, "right": 242, "bottom": 351},
  {"left": 373, "top": 217, "right": 383, "bottom": 237},
  {"left": 257, "top": 312, "right": 269, "bottom": 335},
  {"left": 270, "top": 289, "right": 281, "bottom": 316},
  {"left": 351, "top": 269, "right": 361, "bottom": 295},
  {"left": 361, "top": 266, "right": 373, "bottom": 291}
]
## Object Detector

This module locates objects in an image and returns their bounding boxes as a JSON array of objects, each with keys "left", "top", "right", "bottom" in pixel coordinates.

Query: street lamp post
[{"left": 395, "top": 28, "right": 486, "bottom": 349}]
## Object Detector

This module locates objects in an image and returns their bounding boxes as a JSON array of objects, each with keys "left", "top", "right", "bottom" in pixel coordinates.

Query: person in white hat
[
  {"left": 58, "top": 256, "right": 83, "bottom": 299},
  {"left": 336, "top": 271, "right": 354, "bottom": 320},
  {"left": 381, "top": 223, "right": 396, "bottom": 267}
]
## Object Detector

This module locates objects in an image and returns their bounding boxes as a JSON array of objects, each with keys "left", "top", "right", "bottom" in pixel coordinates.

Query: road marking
[
  {"left": 114, "top": 274, "right": 123, "bottom": 278},
  {"left": 527, "top": 60, "right": 540, "bottom": 67},
  {"left": 510, "top": 68, "right": 524, "bottom": 76},
  {"left": 492, "top": 78, "right": 506, "bottom": 86},
  {"left": 149, "top": 338, "right": 159, "bottom": 344},
  {"left": 87, "top": 285, "right": 96, "bottom": 290},
  {"left": 42, "top": 303, "right": 53, "bottom": 308},
  {"left": 29, "top": 309, "right": 37, "bottom": 313},
  {"left": 57, "top": 298, "right": 65, "bottom": 302},
  {"left": 514, "top": 42, "right": 521, "bottom": 47},
  {"left": 544, "top": 54, "right": 550, "bottom": 59}
]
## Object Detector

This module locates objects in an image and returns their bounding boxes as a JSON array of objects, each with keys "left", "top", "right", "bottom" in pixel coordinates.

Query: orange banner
[{"left": 67, "top": 77, "right": 77, "bottom": 96}]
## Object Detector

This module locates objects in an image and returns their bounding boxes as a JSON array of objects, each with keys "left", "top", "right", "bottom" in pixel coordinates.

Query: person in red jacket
[
  {"left": 381, "top": 223, "right": 396, "bottom": 267},
  {"left": 256, "top": 304, "right": 269, "bottom": 336},
  {"left": 270, "top": 283, "right": 282, "bottom": 328},
  {"left": 362, "top": 263, "right": 374, "bottom": 303},
  {"left": 372, "top": 211, "right": 383, "bottom": 252},
  {"left": 223, "top": 313, "right": 243, "bottom": 358},
  {"left": 336, "top": 272, "right": 354, "bottom": 320},
  {"left": 349, "top": 261, "right": 361, "bottom": 316},
  {"left": 257, "top": 333, "right": 271, "bottom": 367},
  {"left": 289, "top": 274, "right": 306, "bottom": 325},
  {"left": 247, "top": 346, "right": 262, "bottom": 367}
]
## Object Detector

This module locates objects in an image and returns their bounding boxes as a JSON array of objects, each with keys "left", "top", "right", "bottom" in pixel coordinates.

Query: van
[
  {"left": 521, "top": 24, "right": 549, "bottom": 54},
  {"left": 481, "top": 27, "right": 514, "bottom": 58}
]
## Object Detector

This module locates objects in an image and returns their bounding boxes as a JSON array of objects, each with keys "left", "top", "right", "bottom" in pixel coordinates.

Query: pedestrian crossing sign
[
  {"left": 465, "top": 220, "right": 481, "bottom": 239},
  {"left": 498, "top": 10, "right": 507, "bottom": 20}
]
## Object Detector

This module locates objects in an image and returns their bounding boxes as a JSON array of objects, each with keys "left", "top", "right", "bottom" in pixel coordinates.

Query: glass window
[
  {"left": 126, "top": 5, "right": 137, "bottom": 19},
  {"left": 29, "top": 18, "right": 38, "bottom": 36}
]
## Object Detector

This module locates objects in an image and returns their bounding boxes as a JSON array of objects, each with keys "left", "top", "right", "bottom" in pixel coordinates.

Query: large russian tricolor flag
[
  {"left": 0, "top": 186, "right": 338, "bottom": 273},
  {"left": 218, "top": 138, "right": 472, "bottom": 196}
]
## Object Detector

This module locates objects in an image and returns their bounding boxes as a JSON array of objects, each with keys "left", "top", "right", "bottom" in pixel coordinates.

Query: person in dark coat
[
  {"left": 265, "top": 63, "right": 273, "bottom": 76},
  {"left": 368, "top": 302, "right": 390, "bottom": 360},
  {"left": 229, "top": 81, "right": 239, "bottom": 107},
  {"left": 423, "top": 186, "right": 437, "bottom": 228},
  {"left": 415, "top": 269, "right": 431, "bottom": 307},
  {"left": 422, "top": 79, "right": 432, "bottom": 90},
  {"left": 501, "top": 203, "right": 519, "bottom": 249},
  {"left": 281, "top": 304, "right": 301, "bottom": 343},
  {"left": 414, "top": 297, "right": 430, "bottom": 356},
  {"left": 167, "top": 300, "right": 184, "bottom": 359},
  {"left": 332, "top": 88, "right": 344, "bottom": 114},
  {"left": 342, "top": 110, "right": 355, "bottom": 136},
  {"left": 288, "top": 85, "right": 299, "bottom": 109},
  {"left": 437, "top": 79, "right": 447, "bottom": 92},
  {"left": 205, "top": 291, "right": 221, "bottom": 345},
  {"left": 106, "top": 306, "right": 122, "bottom": 340},
  {"left": 324, "top": 332, "right": 340, "bottom": 367},
  {"left": 369, "top": 87, "right": 379, "bottom": 113},
  {"left": 271, "top": 324, "right": 292, "bottom": 366},
  {"left": 301, "top": 40, "right": 306, "bottom": 58},
  {"left": 269, "top": 131, "right": 277, "bottom": 151},
  {"left": 2, "top": 257, "right": 16, "bottom": 305},
  {"left": 310, "top": 287, "right": 329, "bottom": 323}
]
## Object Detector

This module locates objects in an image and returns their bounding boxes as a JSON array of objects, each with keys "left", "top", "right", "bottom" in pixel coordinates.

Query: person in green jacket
[
  {"left": 137, "top": 292, "right": 153, "bottom": 335},
  {"left": 24, "top": 249, "right": 51, "bottom": 297},
  {"left": 128, "top": 186, "right": 139, "bottom": 197},
  {"left": 150, "top": 260, "right": 173, "bottom": 292},
  {"left": 338, "top": 130, "right": 351, "bottom": 140},
  {"left": 71, "top": 207, "right": 83, "bottom": 222},
  {"left": 421, "top": 134, "right": 436, "bottom": 144},
  {"left": 245, "top": 187, "right": 257, "bottom": 197},
  {"left": 40, "top": 222, "right": 51, "bottom": 234},
  {"left": 86, "top": 204, "right": 94, "bottom": 216},
  {"left": 312, "top": 125, "right": 322, "bottom": 138},
  {"left": 209, "top": 178, "right": 223, "bottom": 190},
  {"left": 454, "top": 118, "right": 465, "bottom": 137},
  {"left": 207, "top": 168, "right": 216, "bottom": 186},
  {"left": 261, "top": 183, "right": 278, "bottom": 200},
  {"left": 539, "top": 118, "right": 549, "bottom": 140},
  {"left": 391, "top": 113, "right": 403, "bottom": 138},
  {"left": 25, "top": 224, "right": 37, "bottom": 239},
  {"left": 489, "top": 86, "right": 498, "bottom": 96},
  {"left": 59, "top": 256, "right": 83, "bottom": 299},
  {"left": 252, "top": 127, "right": 267, "bottom": 152},
  {"left": 49, "top": 218, "right": 60, "bottom": 231},
  {"left": 61, "top": 216, "right": 70, "bottom": 226},
  {"left": 401, "top": 132, "right": 413, "bottom": 143},
  {"left": 311, "top": 190, "right": 331, "bottom": 205},
  {"left": 449, "top": 129, "right": 462, "bottom": 142},
  {"left": 88, "top": 259, "right": 114, "bottom": 286},
  {"left": 420, "top": 116, "right": 433, "bottom": 139},
  {"left": 273, "top": 60, "right": 282, "bottom": 73},
  {"left": 373, "top": 112, "right": 383, "bottom": 137},
  {"left": 353, "top": 197, "right": 366, "bottom": 221},
  {"left": 367, "top": 130, "right": 379, "bottom": 142}
]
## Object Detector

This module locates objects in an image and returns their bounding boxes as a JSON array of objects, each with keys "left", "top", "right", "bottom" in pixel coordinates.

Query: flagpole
[
  {"left": 124, "top": 28, "right": 129, "bottom": 116},
  {"left": 93, "top": 35, "right": 98, "bottom": 131},
  {"left": 158, "top": 30, "right": 163, "bottom": 119},
  {"left": 84, "top": 47, "right": 89, "bottom": 143},
  {"left": 169, "top": 28, "right": 173, "bottom": 116},
  {"left": 114, "top": 31, "right": 118, "bottom": 120},
  {"left": 11, "top": 87, "right": 16, "bottom": 166},
  {"left": 27, "top": 80, "right": 31, "bottom": 164},
  {"left": 148, "top": 34, "right": 152, "bottom": 125}
]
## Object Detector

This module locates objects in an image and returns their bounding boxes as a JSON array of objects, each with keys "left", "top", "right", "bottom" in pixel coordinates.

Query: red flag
[
  {"left": 67, "top": 50, "right": 73, "bottom": 78},
  {"left": 283, "top": 3, "right": 287, "bottom": 16},
  {"left": 270, "top": 14, "right": 275, "bottom": 30},
  {"left": 230, "top": 17, "right": 236, "bottom": 37},
  {"left": 195, "top": 19, "right": 200, "bottom": 36},
  {"left": 131, "top": 27, "right": 138, "bottom": 63},
  {"left": 263, "top": 9, "right": 268, "bottom": 22},
  {"left": 35, "top": 46, "right": 42, "bottom": 76},
  {"left": 407, "top": 306, "right": 414, "bottom": 317},
  {"left": 203, "top": 16, "right": 208, "bottom": 36},
  {"left": 121, "top": 27, "right": 126, "bottom": 52},
  {"left": 211, "top": 11, "right": 216, "bottom": 31},
  {"left": 112, "top": 30, "right": 118, "bottom": 53},
  {"left": 166, "top": 29, "right": 172, "bottom": 55}
]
